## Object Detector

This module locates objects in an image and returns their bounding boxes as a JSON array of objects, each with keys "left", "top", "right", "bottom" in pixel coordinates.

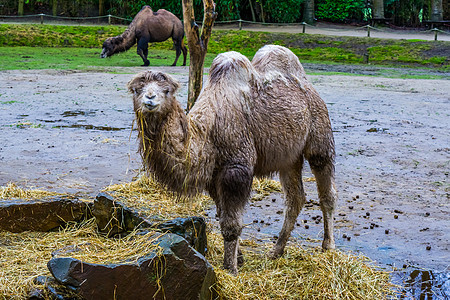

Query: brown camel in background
[{"left": 101, "top": 6, "right": 187, "bottom": 66}]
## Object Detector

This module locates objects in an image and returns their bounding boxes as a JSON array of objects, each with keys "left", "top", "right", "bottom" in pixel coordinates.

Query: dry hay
[
  {"left": 0, "top": 179, "right": 395, "bottom": 299},
  {"left": 102, "top": 174, "right": 213, "bottom": 219},
  {"left": 207, "top": 232, "right": 395, "bottom": 299},
  {"left": 0, "top": 182, "right": 61, "bottom": 200},
  {"left": 0, "top": 219, "right": 161, "bottom": 299}
]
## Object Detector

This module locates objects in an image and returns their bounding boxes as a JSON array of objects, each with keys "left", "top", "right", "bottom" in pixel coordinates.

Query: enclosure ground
[{"left": 0, "top": 66, "right": 449, "bottom": 297}]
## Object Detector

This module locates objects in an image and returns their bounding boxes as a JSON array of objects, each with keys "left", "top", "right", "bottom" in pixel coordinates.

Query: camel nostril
[{"left": 145, "top": 94, "right": 156, "bottom": 100}]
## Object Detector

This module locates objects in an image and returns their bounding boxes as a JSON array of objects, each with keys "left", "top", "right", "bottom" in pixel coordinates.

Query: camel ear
[
  {"left": 156, "top": 72, "right": 180, "bottom": 94},
  {"left": 127, "top": 72, "right": 147, "bottom": 95}
]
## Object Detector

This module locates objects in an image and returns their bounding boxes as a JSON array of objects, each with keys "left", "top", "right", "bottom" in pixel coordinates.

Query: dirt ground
[{"left": 0, "top": 66, "right": 449, "bottom": 297}]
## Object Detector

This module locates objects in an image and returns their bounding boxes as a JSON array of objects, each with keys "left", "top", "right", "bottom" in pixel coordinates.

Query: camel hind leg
[
  {"left": 308, "top": 154, "right": 337, "bottom": 250},
  {"left": 171, "top": 38, "right": 184, "bottom": 66},
  {"left": 270, "top": 158, "right": 306, "bottom": 258},
  {"left": 181, "top": 41, "right": 187, "bottom": 66}
]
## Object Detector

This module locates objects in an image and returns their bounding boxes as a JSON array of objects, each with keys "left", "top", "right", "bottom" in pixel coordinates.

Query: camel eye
[{"left": 164, "top": 89, "right": 170, "bottom": 95}]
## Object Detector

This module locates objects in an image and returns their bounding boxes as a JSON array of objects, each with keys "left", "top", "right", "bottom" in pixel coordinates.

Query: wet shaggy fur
[
  {"left": 128, "top": 45, "right": 337, "bottom": 274},
  {"left": 101, "top": 6, "right": 187, "bottom": 66}
]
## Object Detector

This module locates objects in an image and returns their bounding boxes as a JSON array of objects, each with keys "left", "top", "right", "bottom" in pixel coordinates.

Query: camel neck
[{"left": 139, "top": 102, "right": 202, "bottom": 195}]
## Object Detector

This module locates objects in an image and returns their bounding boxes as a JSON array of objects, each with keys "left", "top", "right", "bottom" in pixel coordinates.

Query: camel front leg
[
  {"left": 215, "top": 164, "right": 252, "bottom": 274},
  {"left": 137, "top": 38, "right": 150, "bottom": 66}
]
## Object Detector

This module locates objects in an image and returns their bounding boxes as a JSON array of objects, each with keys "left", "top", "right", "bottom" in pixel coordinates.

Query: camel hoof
[
  {"left": 237, "top": 253, "right": 244, "bottom": 267},
  {"left": 322, "top": 239, "right": 336, "bottom": 251},
  {"left": 268, "top": 247, "right": 283, "bottom": 260},
  {"left": 142, "top": 60, "right": 150, "bottom": 67},
  {"left": 223, "top": 265, "right": 238, "bottom": 276}
]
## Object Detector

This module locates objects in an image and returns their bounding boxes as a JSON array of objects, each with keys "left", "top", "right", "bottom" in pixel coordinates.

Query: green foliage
[
  {"left": 315, "top": 0, "right": 366, "bottom": 22},
  {"left": 107, "top": 0, "right": 240, "bottom": 23},
  {"left": 385, "top": 0, "right": 427, "bottom": 27},
  {"left": 264, "top": 0, "right": 304, "bottom": 23}
]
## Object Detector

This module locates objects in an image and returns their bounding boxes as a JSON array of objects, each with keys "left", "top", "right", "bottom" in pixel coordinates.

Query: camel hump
[
  {"left": 209, "top": 51, "right": 256, "bottom": 85},
  {"left": 140, "top": 5, "right": 153, "bottom": 12},
  {"left": 252, "top": 45, "right": 306, "bottom": 82}
]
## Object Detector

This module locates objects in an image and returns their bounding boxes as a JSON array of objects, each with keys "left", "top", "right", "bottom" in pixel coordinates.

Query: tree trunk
[
  {"left": 52, "top": 0, "right": 58, "bottom": 16},
  {"left": 259, "top": 0, "right": 265, "bottom": 23},
  {"left": 249, "top": 0, "right": 256, "bottom": 22},
  {"left": 372, "top": 0, "right": 384, "bottom": 19},
  {"left": 18, "top": 0, "right": 24, "bottom": 16},
  {"left": 431, "top": 0, "right": 443, "bottom": 21},
  {"left": 303, "top": 0, "right": 314, "bottom": 24},
  {"left": 99, "top": 0, "right": 104, "bottom": 16},
  {"left": 182, "top": 0, "right": 217, "bottom": 111}
]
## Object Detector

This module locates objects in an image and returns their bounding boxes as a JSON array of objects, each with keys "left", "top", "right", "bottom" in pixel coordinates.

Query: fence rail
[{"left": 1, "top": 14, "right": 449, "bottom": 41}]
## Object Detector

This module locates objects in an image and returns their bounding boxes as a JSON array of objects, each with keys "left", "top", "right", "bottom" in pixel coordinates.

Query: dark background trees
[{"left": 1, "top": 0, "right": 448, "bottom": 27}]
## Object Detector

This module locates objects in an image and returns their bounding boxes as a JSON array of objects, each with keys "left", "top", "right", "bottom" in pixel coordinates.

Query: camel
[
  {"left": 100, "top": 6, "right": 187, "bottom": 67},
  {"left": 127, "top": 45, "right": 337, "bottom": 274}
]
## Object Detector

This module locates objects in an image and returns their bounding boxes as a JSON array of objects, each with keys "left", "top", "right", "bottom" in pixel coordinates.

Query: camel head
[
  {"left": 127, "top": 71, "right": 180, "bottom": 115},
  {"left": 100, "top": 36, "right": 123, "bottom": 58}
]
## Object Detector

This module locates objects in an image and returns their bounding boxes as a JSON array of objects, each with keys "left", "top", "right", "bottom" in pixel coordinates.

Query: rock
[
  {"left": 47, "top": 233, "right": 217, "bottom": 300},
  {"left": 29, "top": 276, "right": 78, "bottom": 300},
  {"left": 155, "top": 217, "right": 208, "bottom": 256},
  {"left": 92, "top": 193, "right": 208, "bottom": 255},
  {"left": 0, "top": 196, "right": 91, "bottom": 232},
  {"left": 92, "top": 192, "right": 146, "bottom": 236}
]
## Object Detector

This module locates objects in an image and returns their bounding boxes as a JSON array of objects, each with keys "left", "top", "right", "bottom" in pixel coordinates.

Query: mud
[{"left": 0, "top": 67, "right": 449, "bottom": 298}]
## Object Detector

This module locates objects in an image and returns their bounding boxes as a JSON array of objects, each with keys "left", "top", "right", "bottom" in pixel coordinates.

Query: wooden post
[
  {"left": 367, "top": 25, "right": 371, "bottom": 37},
  {"left": 432, "top": 28, "right": 438, "bottom": 41},
  {"left": 40, "top": 13, "right": 44, "bottom": 24},
  {"left": 302, "top": 22, "right": 306, "bottom": 33},
  {"left": 239, "top": 19, "right": 242, "bottom": 30},
  {"left": 182, "top": 0, "right": 217, "bottom": 111}
]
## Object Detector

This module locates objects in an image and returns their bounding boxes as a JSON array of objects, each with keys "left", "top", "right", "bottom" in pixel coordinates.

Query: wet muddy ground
[{"left": 0, "top": 67, "right": 449, "bottom": 298}]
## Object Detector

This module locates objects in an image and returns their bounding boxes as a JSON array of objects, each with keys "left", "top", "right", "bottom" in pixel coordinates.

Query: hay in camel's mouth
[{"left": 0, "top": 177, "right": 396, "bottom": 299}]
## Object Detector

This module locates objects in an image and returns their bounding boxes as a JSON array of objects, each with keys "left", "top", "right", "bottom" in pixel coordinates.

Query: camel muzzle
[
  {"left": 100, "top": 49, "right": 108, "bottom": 58},
  {"left": 143, "top": 95, "right": 159, "bottom": 111}
]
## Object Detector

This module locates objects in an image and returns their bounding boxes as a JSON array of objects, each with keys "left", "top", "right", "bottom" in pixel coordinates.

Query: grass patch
[
  {"left": 0, "top": 47, "right": 216, "bottom": 70},
  {"left": 0, "top": 24, "right": 448, "bottom": 70}
]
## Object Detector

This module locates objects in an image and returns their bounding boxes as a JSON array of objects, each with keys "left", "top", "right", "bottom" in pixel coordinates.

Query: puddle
[
  {"left": 392, "top": 269, "right": 450, "bottom": 299},
  {"left": 38, "top": 119, "right": 63, "bottom": 123},
  {"left": 53, "top": 124, "right": 125, "bottom": 131},
  {"left": 61, "top": 110, "right": 97, "bottom": 117}
]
